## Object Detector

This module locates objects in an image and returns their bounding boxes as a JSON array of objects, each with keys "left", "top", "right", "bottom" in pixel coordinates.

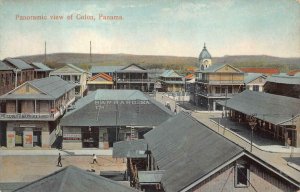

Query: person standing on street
[
  {"left": 57, "top": 153, "right": 62, "bottom": 167},
  {"left": 92, "top": 154, "right": 98, "bottom": 165}
]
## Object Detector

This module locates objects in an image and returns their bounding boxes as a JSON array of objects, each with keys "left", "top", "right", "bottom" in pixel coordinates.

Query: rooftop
[
  {"left": 0, "top": 76, "right": 76, "bottom": 100},
  {"left": 14, "top": 166, "right": 139, "bottom": 192},
  {"left": 113, "top": 139, "right": 147, "bottom": 158},
  {"left": 218, "top": 90, "right": 300, "bottom": 125},
  {"left": 244, "top": 73, "right": 266, "bottom": 84},
  {"left": 199, "top": 44, "right": 212, "bottom": 60},
  {"left": 160, "top": 70, "right": 182, "bottom": 78},
  {"left": 60, "top": 89, "right": 173, "bottom": 127},
  {"left": 144, "top": 112, "right": 243, "bottom": 192},
  {"left": 30, "top": 62, "right": 53, "bottom": 71},
  {"left": 0, "top": 61, "right": 13, "bottom": 71},
  {"left": 90, "top": 66, "right": 123, "bottom": 74},
  {"left": 3, "top": 58, "right": 33, "bottom": 70},
  {"left": 266, "top": 74, "right": 300, "bottom": 85}
]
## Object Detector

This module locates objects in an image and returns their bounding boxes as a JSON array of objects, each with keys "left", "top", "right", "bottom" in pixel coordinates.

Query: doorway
[{"left": 82, "top": 127, "right": 99, "bottom": 148}]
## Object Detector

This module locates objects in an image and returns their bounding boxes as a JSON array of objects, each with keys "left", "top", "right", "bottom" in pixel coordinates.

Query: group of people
[{"left": 57, "top": 153, "right": 99, "bottom": 167}]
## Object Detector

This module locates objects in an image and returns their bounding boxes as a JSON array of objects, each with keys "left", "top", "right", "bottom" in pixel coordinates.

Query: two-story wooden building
[
  {"left": 115, "top": 64, "right": 154, "bottom": 92},
  {"left": 50, "top": 64, "right": 89, "bottom": 99},
  {"left": 194, "top": 63, "right": 244, "bottom": 111},
  {"left": 0, "top": 76, "right": 76, "bottom": 148},
  {"left": 0, "top": 61, "right": 15, "bottom": 96},
  {"left": 159, "top": 70, "right": 185, "bottom": 92},
  {"left": 2, "top": 58, "right": 35, "bottom": 87}
]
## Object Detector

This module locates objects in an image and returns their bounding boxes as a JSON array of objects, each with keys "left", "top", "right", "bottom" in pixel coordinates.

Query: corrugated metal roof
[
  {"left": 217, "top": 90, "right": 300, "bottom": 125},
  {"left": 0, "top": 61, "right": 13, "bottom": 71},
  {"left": 113, "top": 139, "right": 147, "bottom": 158},
  {"left": 4, "top": 58, "right": 33, "bottom": 70},
  {"left": 90, "top": 66, "right": 123, "bottom": 74},
  {"left": 244, "top": 73, "right": 266, "bottom": 84},
  {"left": 60, "top": 90, "right": 173, "bottom": 127},
  {"left": 138, "top": 170, "right": 165, "bottom": 183},
  {"left": 266, "top": 75, "right": 300, "bottom": 85},
  {"left": 14, "top": 166, "right": 139, "bottom": 192},
  {"left": 0, "top": 76, "right": 76, "bottom": 100},
  {"left": 144, "top": 112, "right": 243, "bottom": 192},
  {"left": 30, "top": 62, "right": 53, "bottom": 71},
  {"left": 66, "top": 64, "right": 86, "bottom": 73},
  {"left": 160, "top": 70, "right": 182, "bottom": 78},
  {"left": 0, "top": 182, "right": 27, "bottom": 192}
]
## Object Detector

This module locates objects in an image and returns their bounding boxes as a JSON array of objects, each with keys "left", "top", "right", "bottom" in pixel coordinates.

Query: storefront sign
[
  {"left": 0, "top": 113, "right": 51, "bottom": 119},
  {"left": 63, "top": 133, "right": 81, "bottom": 141},
  {"left": 95, "top": 100, "right": 150, "bottom": 109}
]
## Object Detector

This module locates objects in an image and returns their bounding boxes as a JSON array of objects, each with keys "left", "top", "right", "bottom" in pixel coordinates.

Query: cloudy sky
[{"left": 0, "top": 0, "right": 299, "bottom": 59}]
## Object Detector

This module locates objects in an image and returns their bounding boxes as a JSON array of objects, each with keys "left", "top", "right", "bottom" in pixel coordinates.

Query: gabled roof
[
  {"left": 287, "top": 69, "right": 300, "bottom": 76},
  {"left": 218, "top": 90, "right": 300, "bottom": 125},
  {"left": 113, "top": 139, "right": 147, "bottom": 158},
  {"left": 30, "top": 62, "right": 53, "bottom": 72},
  {"left": 0, "top": 61, "right": 13, "bottom": 71},
  {"left": 50, "top": 64, "right": 87, "bottom": 74},
  {"left": 0, "top": 76, "right": 76, "bottom": 100},
  {"left": 60, "top": 90, "right": 173, "bottom": 127},
  {"left": 240, "top": 67, "right": 280, "bottom": 75},
  {"left": 3, "top": 58, "right": 33, "bottom": 70},
  {"left": 244, "top": 73, "right": 266, "bottom": 84},
  {"left": 144, "top": 113, "right": 243, "bottom": 192},
  {"left": 185, "top": 74, "right": 195, "bottom": 80},
  {"left": 160, "top": 70, "right": 182, "bottom": 78},
  {"left": 88, "top": 73, "right": 113, "bottom": 82},
  {"left": 116, "top": 64, "right": 146, "bottom": 72},
  {"left": 201, "top": 63, "right": 242, "bottom": 73},
  {"left": 266, "top": 74, "right": 300, "bottom": 85},
  {"left": 14, "top": 166, "right": 139, "bottom": 192},
  {"left": 90, "top": 66, "right": 123, "bottom": 74}
]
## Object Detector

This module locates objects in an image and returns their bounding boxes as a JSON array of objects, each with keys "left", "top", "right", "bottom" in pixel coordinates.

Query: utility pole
[
  {"left": 90, "top": 41, "right": 92, "bottom": 63},
  {"left": 248, "top": 114, "right": 257, "bottom": 152},
  {"left": 44, "top": 41, "right": 47, "bottom": 63}
]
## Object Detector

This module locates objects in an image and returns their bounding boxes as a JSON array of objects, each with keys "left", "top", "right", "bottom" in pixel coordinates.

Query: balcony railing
[
  {"left": 195, "top": 91, "right": 237, "bottom": 97},
  {"left": 196, "top": 79, "right": 244, "bottom": 84},
  {"left": 116, "top": 79, "right": 153, "bottom": 83},
  {"left": 0, "top": 111, "right": 60, "bottom": 121}
]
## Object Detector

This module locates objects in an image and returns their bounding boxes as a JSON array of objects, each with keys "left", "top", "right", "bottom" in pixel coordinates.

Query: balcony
[
  {"left": 116, "top": 79, "right": 153, "bottom": 83},
  {"left": 196, "top": 79, "right": 244, "bottom": 85},
  {"left": 195, "top": 91, "right": 237, "bottom": 98},
  {"left": 0, "top": 111, "right": 61, "bottom": 121}
]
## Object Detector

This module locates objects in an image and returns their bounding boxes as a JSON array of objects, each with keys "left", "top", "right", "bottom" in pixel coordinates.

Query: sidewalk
[{"left": 0, "top": 148, "right": 113, "bottom": 156}]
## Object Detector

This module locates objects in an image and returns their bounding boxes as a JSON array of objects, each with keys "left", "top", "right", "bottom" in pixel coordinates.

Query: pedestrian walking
[
  {"left": 174, "top": 108, "right": 177, "bottom": 114},
  {"left": 92, "top": 154, "right": 98, "bottom": 165},
  {"left": 57, "top": 153, "right": 62, "bottom": 167}
]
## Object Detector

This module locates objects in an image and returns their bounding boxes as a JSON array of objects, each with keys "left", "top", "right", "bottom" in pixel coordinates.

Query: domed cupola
[{"left": 198, "top": 43, "right": 212, "bottom": 70}]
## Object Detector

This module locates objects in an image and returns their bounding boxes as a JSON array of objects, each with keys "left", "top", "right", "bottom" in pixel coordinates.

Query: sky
[{"left": 0, "top": 0, "right": 299, "bottom": 59}]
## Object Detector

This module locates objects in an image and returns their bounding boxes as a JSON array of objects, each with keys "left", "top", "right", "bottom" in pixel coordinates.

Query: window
[
  {"left": 253, "top": 85, "right": 259, "bottom": 92},
  {"left": 228, "top": 87, "right": 232, "bottom": 94},
  {"left": 235, "top": 162, "right": 249, "bottom": 187},
  {"left": 215, "top": 87, "right": 220, "bottom": 94}
]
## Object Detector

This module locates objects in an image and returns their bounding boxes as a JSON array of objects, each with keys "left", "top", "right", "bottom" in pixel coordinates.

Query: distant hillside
[{"left": 17, "top": 53, "right": 300, "bottom": 72}]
